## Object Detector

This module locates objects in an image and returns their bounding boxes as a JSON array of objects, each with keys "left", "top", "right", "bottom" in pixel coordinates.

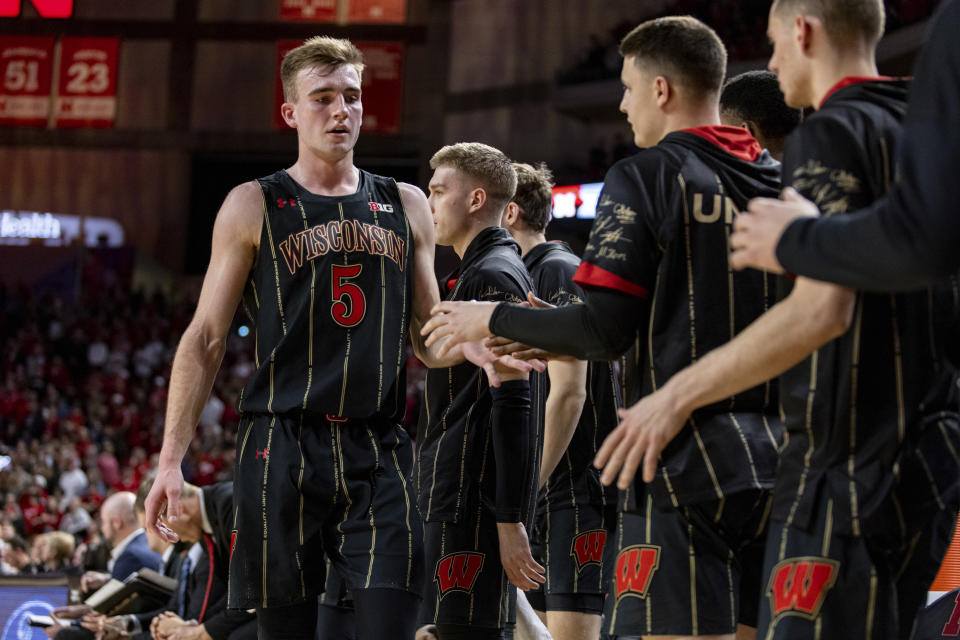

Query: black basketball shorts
[
  {"left": 757, "top": 495, "right": 958, "bottom": 640},
  {"left": 527, "top": 503, "right": 615, "bottom": 615},
  {"left": 604, "top": 486, "right": 770, "bottom": 637},
  {"left": 420, "top": 509, "right": 518, "bottom": 631},
  {"left": 228, "top": 412, "right": 423, "bottom": 609}
]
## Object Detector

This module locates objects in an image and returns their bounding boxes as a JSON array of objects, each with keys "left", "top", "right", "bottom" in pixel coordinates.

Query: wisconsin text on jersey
[{"left": 277, "top": 216, "right": 406, "bottom": 276}]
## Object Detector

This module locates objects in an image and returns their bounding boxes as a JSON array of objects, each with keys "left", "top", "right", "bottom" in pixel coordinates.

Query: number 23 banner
[
  {"left": 0, "top": 36, "right": 55, "bottom": 127},
  {"left": 55, "top": 37, "right": 119, "bottom": 128}
]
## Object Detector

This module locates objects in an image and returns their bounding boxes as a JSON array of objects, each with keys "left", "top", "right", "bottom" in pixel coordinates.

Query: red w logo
[
  {"left": 255, "top": 448, "right": 269, "bottom": 461},
  {"left": 767, "top": 557, "right": 839, "bottom": 620},
  {"left": 435, "top": 552, "right": 484, "bottom": 596},
  {"left": 570, "top": 529, "right": 606, "bottom": 570},
  {"left": 943, "top": 590, "right": 960, "bottom": 636},
  {"left": 614, "top": 545, "right": 660, "bottom": 601}
]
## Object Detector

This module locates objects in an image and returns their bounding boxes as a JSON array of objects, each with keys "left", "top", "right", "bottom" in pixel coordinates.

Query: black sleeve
[
  {"left": 574, "top": 158, "right": 662, "bottom": 298},
  {"left": 489, "top": 287, "right": 647, "bottom": 361},
  {"left": 776, "top": 0, "right": 960, "bottom": 290},
  {"left": 490, "top": 380, "right": 531, "bottom": 522}
]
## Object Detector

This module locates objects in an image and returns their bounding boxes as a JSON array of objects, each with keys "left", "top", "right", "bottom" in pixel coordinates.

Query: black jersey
[
  {"left": 773, "top": 78, "right": 960, "bottom": 535},
  {"left": 523, "top": 241, "right": 621, "bottom": 511},
  {"left": 238, "top": 169, "right": 412, "bottom": 421},
  {"left": 573, "top": 126, "right": 784, "bottom": 508},
  {"left": 416, "top": 227, "right": 541, "bottom": 523}
]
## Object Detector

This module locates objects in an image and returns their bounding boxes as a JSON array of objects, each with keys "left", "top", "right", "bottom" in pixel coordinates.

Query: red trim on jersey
[
  {"left": 680, "top": 125, "right": 763, "bottom": 162},
  {"left": 573, "top": 262, "right": 649, "bottom": 298},
  {"left": 819, "top": 76, "right": 897, "bottom": 108},
  {"left": 446, "top": 278, "right": 458, "bottom": 291}
]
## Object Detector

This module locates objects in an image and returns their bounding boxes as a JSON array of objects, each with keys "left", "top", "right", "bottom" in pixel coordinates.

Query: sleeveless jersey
[{"left": 238, "top": 169, "right": 413, "bottom": 421}]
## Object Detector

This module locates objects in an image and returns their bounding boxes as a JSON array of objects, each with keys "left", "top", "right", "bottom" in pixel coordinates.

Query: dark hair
[
  {"left": 721, "top": 71, "right": 801, "bottom": 140},
  {"left": 511, "top": 162, "right": 554, "bottom": 233},
  {"left": 7, "top": 535, "right": 26, "bottom": 553},
  {"left": 772, "top": 0, "right": 885, "bottom": 46},
  {"left": 619, "top": 16, "right": 727, "bottom": 98}
]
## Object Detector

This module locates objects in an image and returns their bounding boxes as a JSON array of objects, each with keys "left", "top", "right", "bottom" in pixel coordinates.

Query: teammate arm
[
  {"left": 144, "top": 182, "right": 261, "bottom": 539},
  {"left": 595, "top": 276, "right": 855, "bottom": 487},
  {"left": 539, "top": 358, "right": 588, "bottom": 487}
]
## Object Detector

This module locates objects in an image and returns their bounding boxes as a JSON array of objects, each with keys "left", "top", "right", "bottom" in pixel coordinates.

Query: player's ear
[
  {"left": 280, "top": 101, "right": 297, "bottom": 128},
  {"left": 654, "top": 76, "right": 671, "bottom": 108},
  {"left": 795, "top": 14, "right": 814, "bottom": 52},
  {"left": 504, "top": 202, "right": 520, "bottom": 227},
  {"left": 468, "top": 187, "right": 486, "bottom": 214}
]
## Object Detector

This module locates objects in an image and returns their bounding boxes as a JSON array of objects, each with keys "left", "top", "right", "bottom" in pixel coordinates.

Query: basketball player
[
  {"left": 500, "top": 162, "right": 619, "bottom": 640},
  {"left": 422, "top": 17, "right": 784, "bottom": 639},
  {"left": 588, "top": 2, "right": 959, "bottom": 637},
  {"left": 416, "top": 143, "right": 544, "bottom": 640},
  {"left": 720, "top": 70, "right": 800, "bottom": 161},
  {"left": 143, "top": 38, "right": 535, "bottom": 640}
]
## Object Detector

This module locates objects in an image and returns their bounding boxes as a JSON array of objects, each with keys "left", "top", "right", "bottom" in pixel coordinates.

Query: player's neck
[
  {"left": 810, "top": 49, "right": 878, "bottom": 110},
  {"left": 513, "top": 230, "right": 547, "bottom": 257},
  {"left": 453, "top": 217, "right": 499, "bottom": 259},
  {"left": 660, "top": 103, "right": 722, "bottom": 141},
  {"left": 288, "top": 152, "right": 359, "bottom": 196}
]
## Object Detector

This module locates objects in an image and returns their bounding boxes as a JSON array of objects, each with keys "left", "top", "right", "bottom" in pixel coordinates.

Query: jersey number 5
[{"left": 331, "top": 264, "right": 366, "bottom": 327}]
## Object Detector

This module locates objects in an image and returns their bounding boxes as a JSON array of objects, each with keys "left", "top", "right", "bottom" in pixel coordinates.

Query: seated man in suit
[{"left": 46, "top": 492, "right": 162, "bottom": 639}]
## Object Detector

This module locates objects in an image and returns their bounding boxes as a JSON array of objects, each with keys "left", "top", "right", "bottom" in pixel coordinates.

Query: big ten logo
[
  {"left": 0, "top": 0, "right": 73, "bottom": 18},
  {"left": 368, "top": 201, "right": 394, "bottom": 213},
  {"left": 614, "top": 544, "right": 661, "bottom": 601},
  {"left": 766, "top": 557, "right": 839, "bottom": 621},
  {"left": 691, "top": 193, "right": 740, "bottom": 225},
  {"left": 570, "top": 529, "right": 606, "bottom": 571},
  {"left": 434, "top": 552, "right": 484, "bottom": 596}
]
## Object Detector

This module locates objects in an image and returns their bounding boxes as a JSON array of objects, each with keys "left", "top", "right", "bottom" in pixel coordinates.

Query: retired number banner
[
  {"left": 0, "top": 36, "right": 54, "bottom": 127},
  {"left": 55, "top": 36, "right": 119, "bottom": 128}
]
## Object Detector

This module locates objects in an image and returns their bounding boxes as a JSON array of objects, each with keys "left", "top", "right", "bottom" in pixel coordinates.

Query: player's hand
[
  {"left": 731, "top": 187, "right": 819, "bottom": 273},
  {"left": 485, "top": 336, "right": 575, "bottom": 362},
  {"left": 594, "top": 386, "right": 689, "bottom": 488},
  {"left": 145, "top": 464, "right": 184, "bottom": 542},
  {"left": 496, "top": 522, "right": 545, "bottom": 591},
  {"left": 80, "top": 571, "right": 109, "bottom": 593},
  {"left": 422, "top": 300, "right": 499, "bottom": 358},
  {"left": 459, "top": 341, "right": 545, "bottom": 388}
]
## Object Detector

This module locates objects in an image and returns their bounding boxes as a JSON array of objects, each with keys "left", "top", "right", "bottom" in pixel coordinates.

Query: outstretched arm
[
  {"left": 422, "top": 287, "right": 644, "bottom": 362},
  {"left": 595, "top": 276, "right": 855, "bottom": 488},
  {"left": 145, "top": 182, "right": 261, "bottom": 539}
]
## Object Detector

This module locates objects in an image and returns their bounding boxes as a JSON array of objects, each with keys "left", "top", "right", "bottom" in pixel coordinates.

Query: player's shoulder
[
  {"left": 609, "top": 146, "right": 682, "bottom": 178},
  {"left": 217, "top": 180, "right": 265, "bottom": 239}
]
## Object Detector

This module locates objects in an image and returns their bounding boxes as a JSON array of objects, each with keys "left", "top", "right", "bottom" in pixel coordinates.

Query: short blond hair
[
  {"left": 430, "top": 143, "right": 518, "bottom": 214},
  {"left": 280, "top": 36, "right": 365, "bottom": 102},
  {"left": 772, "top": 0, "right": 885, "bottom": 46}
]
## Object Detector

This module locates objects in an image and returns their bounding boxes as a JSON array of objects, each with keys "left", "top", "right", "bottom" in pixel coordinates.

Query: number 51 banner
[
  {"left": 0, "top": 36, "right": 55, "bottom": 127},
  {"left": 55, "top": 36, "right": 119, "bottom": 128}
]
